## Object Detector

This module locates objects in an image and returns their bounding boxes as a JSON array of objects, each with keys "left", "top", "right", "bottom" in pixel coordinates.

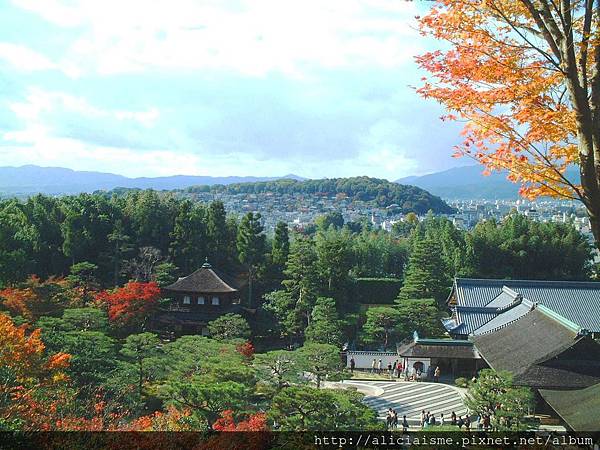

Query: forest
[
  {"left": 0, "top": 189, "right": 594, "bottom": 431},
  {"left": 181, "top": 176, "right": 456, "bottom": 214}
]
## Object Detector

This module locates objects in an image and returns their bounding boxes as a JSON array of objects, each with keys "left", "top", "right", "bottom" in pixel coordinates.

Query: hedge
[{"left": 352, "top": 278, "right": 403, "bottom": 305}]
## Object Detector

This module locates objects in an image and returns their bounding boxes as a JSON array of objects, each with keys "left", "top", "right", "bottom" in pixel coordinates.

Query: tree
[
  {"left": 164, "top": 379, "right": 249, "bottom": 427},
  {"left": 237, "top": 212, "right": 266, "bottom": 308},
  {"left": 397, "top": 237, "right": 450, "bottom": 302},
  {"left": 295, "top": 343, "right": 343, "bottom": 389},
  {"left": 315, "top": 211, "right": 344, "bottom": 231},
  {"left": 207, "top": 313, "right": 251, "bottom": 341},
  {"left": 212, "top": 410, "right": 268, "bottom": 431},
  {"left": 271, "top": 221, "right": 290, "bottom": 268},
  {"left": 95, "top": 281, "right": 161, "bottom": 331},
  {"left": 395, "top": 299, "right": 445, "bottom": 339},
  {"left": 281, "top": 238, "right": 321, "bottom": 328},
  {"left": 360, "top": 306, "right": 404, "bottom": 350},
  {"left": 417, "top": 0, "right": 600, "bottom": 249},
  {"left": 122, "top": 247, "right": 163, "bottom": 282},
  {"left": 465, "top": 369, "right": 533, "bottom": 430},
  {"left": 106, "top": 220, "right": 133, "bottom": 286},
  {"left": 315, "top": 228, "right": 354, "bottom": 307},
  {"left": 121, "top": 332, "right": 161, "bottom": 400},
  {"left": 67, "top": 262, "right": 99, "bottom": 297},
  {"left": 262, "top": 290, "right": 303, "bottom": 342},
  {"left": 61, "top": 307, "right": 108, "bottom": 332},
  {"left": 253, "top": 350, "right": 299, "bottom": 392},
  {"left": 153, "top": 262, "right": 179, "bottom": 287},
  {"left": 305, "top": 297, "right": 344, "bottom": 346},
  {"left": 269, "top": 386, "right": 382, "bottom": 431},
  {"left": 169, "top": 200, "right": 206, "bottom": 274},
  {"left": 207, "top": 201, "right": 228, "bottom": 267},
  {"left": 0, "top": 314, "right": 71, "bottom": 430}
]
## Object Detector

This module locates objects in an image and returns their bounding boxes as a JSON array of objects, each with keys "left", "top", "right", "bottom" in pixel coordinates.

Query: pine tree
[
  {"left": 397, "top": 237, "right": 449, "bottom": 302},
  {"left": 207, "top": 201, "right": 228, "bottom": 267},
  {"left": 305, "top": 297, "right": 343, "bottom": 346},
  {"left": 237, "top": 212, "right": 266, "bottom": 308},
  {"left": 169, "top": 201, "right": 206, "bottom": 274},
  {"left": 271, "top": 221, "right": 290, "bottom": 268}
]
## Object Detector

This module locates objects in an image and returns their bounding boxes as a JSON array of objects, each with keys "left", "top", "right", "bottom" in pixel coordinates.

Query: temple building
[{"left": 150, "top": 260, "right": 246, "bottom": 337}]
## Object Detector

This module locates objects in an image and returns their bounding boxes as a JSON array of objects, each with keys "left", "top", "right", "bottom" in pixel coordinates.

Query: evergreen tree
[
  {"left": 271, "top": 221, "right": 290, "bottom": 268},
  {"left": 237, "top": 212, "right": 266, "bottom": 308},
  {"left": 169, "top": 201, "right": 206, "bottom": 274},
  {"left": 397, "top": 237, "right": 450, "bottom": 302},
  {"left": 304, "top": 297, "right": 343, "bottom": 346},
  {"left": 315, "top": 228, "right": 354, "bottom": 308},
  {"left": 282, "top": 238, "right": 321, "bottom": 328},
  {"left": 207, "top": 201, "right": 228, "bottom": 267}
]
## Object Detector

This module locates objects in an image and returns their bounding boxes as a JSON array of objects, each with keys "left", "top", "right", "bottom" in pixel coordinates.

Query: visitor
[
  {"left": 440, "top": 413, "right": 445, "bottom": 425},
  {"left": 434, "top": 366, "right": 441, "bottom": 383},
  {"left": 402, "top": 415, "right": 409, "bottom": 432},
  {"left": 451, "top": 411, "right": 457, "bottom": 426},
  {"left": 371, "top": 358, "right": 377, "bottom": 373},
  {"left": 464, "top": 415, "right": 471, "bottom": 431},
  {"left": 420, "top": 410, "right": 426, "bottom": 429},
  {"left": 378, "top": 359, "right": 383, "bottom": 374},
  {"left": 386, "top": 409, "right": 393, "bottom": 430},
  {"left": 350, "top": 357, "right": 355, "bottom": 374},
  {"left": 397, "top": 362, "right": 403, "bottom": 379},
  {"left": 457, "top": 415, "right": 464, "bottom": 429},
  {"left": 392, "top": 410, "right": 398, "bottom": 429},
  {"left": 428, "top": 414, "right": 436, "bottom": 426},
  {"left": 483, "top": 414, "right": 491, "bottom": 431},
  {"left": 387, "top": 362, "right": 393, "bottom": 378}
]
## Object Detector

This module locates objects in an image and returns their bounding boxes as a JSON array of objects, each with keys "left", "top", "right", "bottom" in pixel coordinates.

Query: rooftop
[
  {"left": 446, "top": 278, "right": 600, "bottom": 334},
  {"left": 163, "top": 260, "right": 239, "bottom": 294}
]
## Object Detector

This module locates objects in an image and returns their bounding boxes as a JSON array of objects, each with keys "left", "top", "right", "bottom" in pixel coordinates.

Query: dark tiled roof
[
  {"left": 449, "top": 278, "right": 600, "bottom": 333},
  {"left": 397, "top": 340, "right": 481, "bottom": 359},
  {"left": 539, "top": 383, "right": 600, "bottom": 431},
  {"left": 473, "top": 308, "right": 600, "bottom": 389},
  {"left": 164, "top": 262, "right": 238, "bottom": 294}
]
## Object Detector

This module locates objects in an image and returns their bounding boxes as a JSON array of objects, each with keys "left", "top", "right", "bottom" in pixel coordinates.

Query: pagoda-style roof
[{"left": 164, "top": 261, "right": 238, "bottom": 294}]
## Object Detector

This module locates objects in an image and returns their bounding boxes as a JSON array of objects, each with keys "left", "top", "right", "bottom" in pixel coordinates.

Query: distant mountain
[
  {"left": 396, "top": 165, "right": 580, "bottom": 200},
  {"left": 0, "top": 165, "right": 305, "bottom": 196}
]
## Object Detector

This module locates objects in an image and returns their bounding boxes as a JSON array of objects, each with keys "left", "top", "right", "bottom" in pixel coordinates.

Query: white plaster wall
[{"left": 346, "top": 351, "right": 399, "bottom": 369}]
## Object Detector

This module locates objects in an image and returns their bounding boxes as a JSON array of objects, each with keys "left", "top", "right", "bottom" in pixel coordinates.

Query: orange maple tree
[
  {"left": 0, "top": 276, "right": 80, "bottom": 321},
  {"left": 0, "top": 314, "right": 72, "bottom": 429},
  {"left": 95, "top": 281, "right": 160, "bottom": 329},
  {"left": 417, "top": 0, "right": 600, "bottom": 247}
]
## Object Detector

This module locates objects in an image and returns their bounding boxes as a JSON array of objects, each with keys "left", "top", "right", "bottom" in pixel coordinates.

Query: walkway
[{"left": 342, "top": 380, "right": 468, "bottom": 424}]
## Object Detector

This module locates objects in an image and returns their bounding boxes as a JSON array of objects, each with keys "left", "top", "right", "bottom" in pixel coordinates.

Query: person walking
[
  {"left": 377, "top": 359, "right": 383, "bottom": 374},
  {"left": 387, "top": 362, "right": 393, "bottom": 378},
  {"left": 402, "top": 415, "right": 409, "bottom": 432},
  {"left": 434, "top": 366, "right": 441, "bottom": 383},
  {"left": 371, "top": 358, "right": 377, "bottom": 374},
  {"left": 420, "top": 410, "right": 426, "bottom": 429},
  {"left": 392, "top": 410, "right": 398, "bottom": 429},
  {"left": 465, "top": 415, "right": 471, "bottom": 431},
  {"left": 440, "top": 413, "right": 445, "bottom": 425},
  {"left": 457, "top": 416, "right": 464, "bottom": 429},
  {"left": 350, "top": 357, "right": 355, "bottom": 374},
  {"left": 397, "top": 361, "right": 403, "bottom": 379},
  {"left": 428, "top": 414, "right": 436, "bottom": 426},
  {"left": 451, "top": 411, "right": 457, "bottom": 426}
]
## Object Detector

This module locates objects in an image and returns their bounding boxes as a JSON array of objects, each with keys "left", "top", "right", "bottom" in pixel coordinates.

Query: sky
[{"left": 0, "top": 0, "right": 467, "bottom": 180}]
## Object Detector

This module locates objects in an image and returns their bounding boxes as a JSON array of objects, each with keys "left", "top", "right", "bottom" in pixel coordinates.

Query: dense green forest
[
  {"left": 181, "top": 176, "right": 456, "bottom": 214},
  {"left": 0, "top": 189, "right": 594, "bottom": 432}
]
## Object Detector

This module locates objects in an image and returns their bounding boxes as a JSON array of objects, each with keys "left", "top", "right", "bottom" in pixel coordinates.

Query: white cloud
[
  {"left": 12, "top": 0, "right": 423, "bottom": 77},
  {"left": 0, "top": 42, "right": 56, "bottom": 71}
]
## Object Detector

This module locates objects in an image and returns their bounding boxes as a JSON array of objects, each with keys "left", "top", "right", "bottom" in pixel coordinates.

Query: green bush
[
  {"left": 353, "top": 278, "right": 402, "bottom": 305},
  {"left": 455, "top": 377, "right": 469, "bottom": 388}
]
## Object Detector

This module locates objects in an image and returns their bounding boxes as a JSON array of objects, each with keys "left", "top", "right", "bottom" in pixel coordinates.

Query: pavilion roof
[{"left": 164, "top": 261, "right": 238, "bottom": 294}]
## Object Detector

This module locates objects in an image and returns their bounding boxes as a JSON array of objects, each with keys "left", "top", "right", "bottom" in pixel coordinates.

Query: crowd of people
[{"left": 350, "top": 358, "right": 442, "bottom": 383}]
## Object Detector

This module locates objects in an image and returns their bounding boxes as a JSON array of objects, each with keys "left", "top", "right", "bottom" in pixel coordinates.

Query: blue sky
[{"left": 0, "top": 0, "right": 467, "bottom": 179}]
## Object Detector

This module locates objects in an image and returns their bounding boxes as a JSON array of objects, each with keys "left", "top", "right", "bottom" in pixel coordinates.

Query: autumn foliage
[
  {"left": 95, "top": 281, "right": 160, "bottom": 329},
  {"left": 0, "top": 314, "right": 71, "bottom": 429},
  {"left": 416, "top": 0, "right": 600, "bottom": 246},
  {"left": 0, "top": 276, "right": 79, "bottom": 321},
  {"left": 236, "top": 341, "right": 255, "bottom": 359},
  {"left": 212, "top": 410, "right": 268, "bottom": 431}
]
